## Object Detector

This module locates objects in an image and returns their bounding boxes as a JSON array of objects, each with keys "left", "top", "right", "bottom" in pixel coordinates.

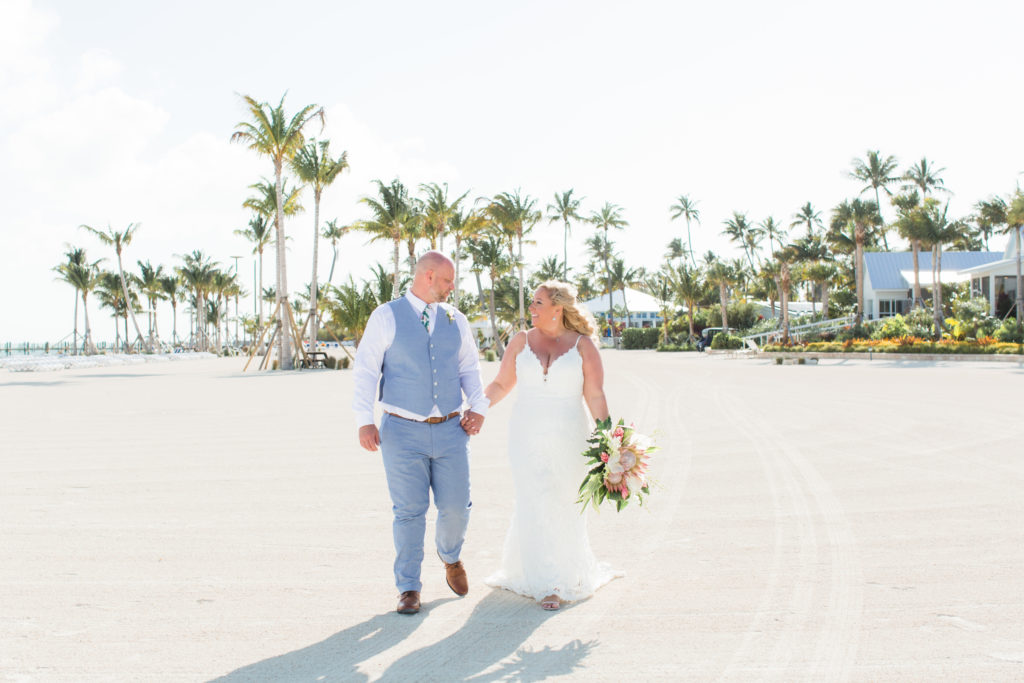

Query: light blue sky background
[{"left": 3, "top": 0, "right": 1023, "bottom": 342}]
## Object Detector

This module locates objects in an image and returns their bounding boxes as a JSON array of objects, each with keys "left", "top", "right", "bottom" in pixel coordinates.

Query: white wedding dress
[{"left": 484, "top": 337, "right": 623, "bottom": 602}]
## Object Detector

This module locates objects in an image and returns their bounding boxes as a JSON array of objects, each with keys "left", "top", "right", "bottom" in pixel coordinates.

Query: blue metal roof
[{"left": 864, "top": 251, "right": 1002, "bottom": 290}]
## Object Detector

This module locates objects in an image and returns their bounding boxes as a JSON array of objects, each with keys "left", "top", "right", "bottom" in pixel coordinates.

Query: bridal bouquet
[{"left": 577, "top": 417, "right": 657, "bottom": 512}]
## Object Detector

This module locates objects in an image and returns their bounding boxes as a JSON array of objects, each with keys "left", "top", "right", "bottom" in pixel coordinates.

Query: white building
[
  {"left": 862, "top": 248, "right": 1004, "bottom": 319},
  {"left": 959, "top": 231, "right": 1023, "bottom": 316},
  {"left": 581, "top": 288, "right": 667, "bottom": 329}
]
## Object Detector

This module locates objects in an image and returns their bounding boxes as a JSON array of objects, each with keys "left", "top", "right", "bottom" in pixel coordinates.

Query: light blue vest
[{"left": 379, "top": 298, "right": 463, "bottom": 415}]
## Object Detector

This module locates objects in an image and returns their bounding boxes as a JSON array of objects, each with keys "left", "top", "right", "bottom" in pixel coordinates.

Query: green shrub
[
  {"left": 705, "top": 302, "right": 759, "bottom": 333},
  {"left": 837, "top": 324, "right": 871, "bottom": 341},
  {"left": 994, "top": 319, "right": 1024, "bottom": 344},
  {"left": 871, "top": 315, "right": 911, "bottom": 340},
  {"left": 903, "top": 308, "right": 935, "bottom": 337},
  {"left": 621, "top": 327, "right": 660, "bottom": 349},
  {"left": 949, "top": 295, "right": 995, "bottom": 339},
  {"left": 710, "top": 332, "right": 744, "bottom": 350},
  {"left": 340, "top": 356, "right": 351, "bottom": 369},
  {"left": 483, "top": 349, "right": 498, "bottom": 362},
  {"left": 323, "top": 356, "right": 337, "bottom": 369},
  {"left": 657, "top": 342, "right": 696, "bottom": 352}
]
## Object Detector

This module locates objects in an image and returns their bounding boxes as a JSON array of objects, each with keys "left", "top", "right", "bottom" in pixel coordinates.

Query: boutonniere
[{"left": 445, "top": 308, "right": 455, "bottom": 324}]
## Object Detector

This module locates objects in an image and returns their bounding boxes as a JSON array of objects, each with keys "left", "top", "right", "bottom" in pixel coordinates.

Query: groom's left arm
[{"left": 454, "top": 309, "right": 488, "bottom": 433}]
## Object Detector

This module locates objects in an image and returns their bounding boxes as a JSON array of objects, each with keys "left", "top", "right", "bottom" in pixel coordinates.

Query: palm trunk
[
  {"left": 605, "top": 251, "right": 615, "bottom": 339},
  {"left": 487, "top": 270, "right": 505, "bottom": 359},
  {"left": 439, "top": 220, "right": 446, "bottom": 254},
  {"left": 171, "top": 300, "right": 178, "bottom": 345},
  {"left": 257, "top": 247, "right": 264, "bottom": 328},
  {"left": 686, "top": 218, "right": 695, "bottom": 267},
  {"left": 875, "top": 186, "right": 889, "bottom": 251},
  {"left": 392, "top": 234, "right": 401, "bottom": 297},
  {"left": 855, "top": 237, "right": 865, "bottom": 325},
  {"left": 911, "top": 240, "right": 922, "bottom": 307},
  {"left": 563, "top": 220, "right": 570, "bottom": 280},
  {"left": 780, "top": 265, "right": 791, "bottom": 343},
  {"left": 517, "top": 233, "right": 525, "bottom": 331},
  {"left": 274, "top": 161, "right": 292, "bottom": 370},
  {"left": 310, "top": 189, "right": 322, "bottom": 350},
  {"left": 81, "top": 291, "right": 95, "bottom": 355},
  {"left": 719, "top": 284, "right": 729, "bottom": 332},
  {"left": 453, "top": 237, "right": 462, "bottom": 308},
  {"left": 932, "top": 244, "right": 943, "bottom": 338},
  {"left": 822, "top": 283, "right": 831, "bottom": 319},
  {"left": 687, "top": 304, "right": 695, "bottom": 342},
  {"left": 73, "top": 291, "right": 79, "bottom": 356},
  {"left": 116, "top": 250, "right": 149, "bottom": 352},
  {"left": 327, "top": 241, "right": 338, "bottom": 286},
  {"left": 622, "top": 289, "right": 631, "bottom": 329},
  {"left": 474, "top": 270, "right": 486, "bottom": 310}
]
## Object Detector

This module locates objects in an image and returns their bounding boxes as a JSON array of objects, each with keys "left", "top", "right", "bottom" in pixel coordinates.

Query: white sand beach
[{"left": 1, "top": 352, "right": 1022, "bottom": 681}]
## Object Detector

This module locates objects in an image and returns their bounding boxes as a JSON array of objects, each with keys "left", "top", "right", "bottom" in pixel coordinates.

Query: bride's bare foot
[{"left": 540, "top": 594, "right": 561, "bottom": 611}]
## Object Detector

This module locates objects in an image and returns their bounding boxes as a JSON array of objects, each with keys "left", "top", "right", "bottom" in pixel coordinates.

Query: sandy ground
[{"left": 1, "top": 351, "right": 1022, "bottom": 682}]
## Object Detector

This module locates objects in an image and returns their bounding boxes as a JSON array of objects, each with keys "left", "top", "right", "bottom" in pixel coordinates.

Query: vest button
[{"left": 434, "top": 381, "right": 438, "bottom": 385}]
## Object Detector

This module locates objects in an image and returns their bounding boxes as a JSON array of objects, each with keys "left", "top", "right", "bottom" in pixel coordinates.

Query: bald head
[
  {"left": 411, "top": 250, "right": 456, "bottom": 304},
  {"left": 414, "top": 250, "right": 454, "bottom": 276}
]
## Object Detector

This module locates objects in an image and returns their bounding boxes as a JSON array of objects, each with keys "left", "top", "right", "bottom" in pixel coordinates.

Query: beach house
[
  {"left": 582, "top": 288, "right": 667, "bottom": 329},
  {"left": 958, "top": 231, "right": 1023, "bottom": 316},
  {"left": 862, "top": 247, "right": 1005, "bottom": 319}
]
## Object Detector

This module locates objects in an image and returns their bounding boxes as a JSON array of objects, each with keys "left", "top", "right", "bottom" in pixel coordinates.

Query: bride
[{"left": 477, "top": 280, "right": 623, "bottom": 610}]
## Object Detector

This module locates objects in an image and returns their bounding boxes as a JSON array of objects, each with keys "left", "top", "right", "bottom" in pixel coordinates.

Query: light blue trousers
[{"left": 380, "top": 413, "right": 472, "bottom": 593}]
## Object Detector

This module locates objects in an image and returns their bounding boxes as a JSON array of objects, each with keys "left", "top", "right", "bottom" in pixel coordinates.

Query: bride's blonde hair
[{"left": 537, "top": 280, "right": 599, "bottom": 343}]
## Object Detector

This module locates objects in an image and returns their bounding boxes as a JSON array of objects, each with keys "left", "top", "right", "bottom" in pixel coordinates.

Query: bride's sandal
[{"left": 540, "top": 594, "right": 561, "bottom": 611}]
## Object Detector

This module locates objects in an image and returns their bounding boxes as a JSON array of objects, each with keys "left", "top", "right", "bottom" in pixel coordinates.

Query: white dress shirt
[{"left": 352, "top": 291, "right": 490, "bottom": 427}]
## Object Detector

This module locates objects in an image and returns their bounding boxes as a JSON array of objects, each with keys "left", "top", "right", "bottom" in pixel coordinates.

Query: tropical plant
[
  {"left": 321, "top": 219, "right": 350, "bottom": 287},
  {"left": 850, "top": 150, "right": 900, "bottom": 250},
  {"left": 669, "top": 194, "right": 700, "bottom": 266},
  {"left": 759, "top": 217, "right": 787, "bottom": 260},
  {"left": 231, "top": 93, "right": 324, "bottom": 370},
  {"left": 81, "top": 223, "right": 152, "bottom": 353},
  {"left": 54, "top": 247, "right": 101, "bottom": 354},
  {"left": 668, "top": 262, "right": 704, "bottom": 342},
  {"left": 722, "top": 212, "right": 759, "bottom": 270},
  {"left": 448, "top": 206, "right": 486, "bottom": 305},
  {"left": 291, "top": 138, "right": 349, "bottom": 349},
  {"left": 974, "top": 196, "right": 1008, "bottom": 252},
  {"left": 547, "top": 189, "right": 584, "bottom": 279},
  {"left": 534, "top": 255, "right": 568, "bottom": 283},
  {"left": 488, "top": 190, "right": 541, "bottom": 331},
  {"left": 176, "top": 251, "right": 218, "bottom": 351},
  {"left": 791, "top": 202, "right": 823, "bottom": 237},
  {"left": 234, "top": 214, "right": 274, "bottom": 328},
  {"left": 829, "top": 199, "right": 880, "bottom": 324},
  {"left": 158, "top": 274, "right": 182, "bottom": 345},
  {"left": 1005, "top": 190, "right": 1024, "bottom": 329},
  {"left": 420, "top": 182, "right": 468, "bottom": 252},
  {"left": 137, "top": 260, "right": 166, "bottom": 347},
  {"left": 705, "top": 259, "right": 735, "bottom": 332},
  {"left": 587, "top": 202, "right": 628, "bottom": 338},
  {"left": 466, "top": 233, "right": 513, "bottom": 357},
  {"left": 359, "top": 178, "right": 419, "bottom": 296}
]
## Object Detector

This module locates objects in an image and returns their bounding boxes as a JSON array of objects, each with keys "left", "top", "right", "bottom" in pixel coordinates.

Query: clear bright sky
[{"left": 3, "top": 0, "right": 1023, "bottom": 343}]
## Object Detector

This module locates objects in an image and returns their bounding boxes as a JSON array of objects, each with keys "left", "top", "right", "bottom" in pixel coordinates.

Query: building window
[{"left": 878, "top": 299, "right": 906, "bottom": 318}]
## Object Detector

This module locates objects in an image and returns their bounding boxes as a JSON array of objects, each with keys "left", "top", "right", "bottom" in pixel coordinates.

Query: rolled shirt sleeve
[{"left": 455, "top": 310, "right": 489, "bottom": 416}]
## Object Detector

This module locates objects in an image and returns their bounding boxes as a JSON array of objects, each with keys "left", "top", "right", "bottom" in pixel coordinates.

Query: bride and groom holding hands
[{"left": 353, "top": 251, "right": 621, "bottom": 615}]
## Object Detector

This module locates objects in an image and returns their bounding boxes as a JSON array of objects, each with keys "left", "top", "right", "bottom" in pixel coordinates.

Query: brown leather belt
[{"left": 386, "top": 411, "right": 461, "bottom": 425}]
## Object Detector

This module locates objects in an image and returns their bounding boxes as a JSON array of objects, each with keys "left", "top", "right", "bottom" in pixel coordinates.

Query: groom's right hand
[{"left": 359, "top": 425, "right": 381, "bottom": 452}]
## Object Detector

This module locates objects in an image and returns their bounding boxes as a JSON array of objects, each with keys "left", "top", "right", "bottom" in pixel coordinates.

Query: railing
[{"left": 742, "top": 315, "right": 856, "bottom": 347}]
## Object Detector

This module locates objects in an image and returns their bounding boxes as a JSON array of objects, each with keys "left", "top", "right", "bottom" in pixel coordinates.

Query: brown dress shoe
[
  {"left": 441, "top": 557, "right": 469, "bottom": 596},
  {"left": 397, "top": 590, "right": 421, "bottom": 614}
]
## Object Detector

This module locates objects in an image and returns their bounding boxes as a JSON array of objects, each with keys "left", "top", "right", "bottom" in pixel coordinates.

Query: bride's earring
[{"left": 552, "top": 316, "right": 557, "bottom": 321}]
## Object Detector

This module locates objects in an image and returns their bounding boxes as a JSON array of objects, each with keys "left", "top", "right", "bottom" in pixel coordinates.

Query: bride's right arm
[{"left": 484, "top": 331, "right": 526, "bottom": 407}]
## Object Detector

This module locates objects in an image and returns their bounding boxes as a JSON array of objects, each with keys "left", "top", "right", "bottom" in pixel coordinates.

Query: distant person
[
  {"left": 352, "top": 251, "right": 488, "bottom": 615},
  {"left": 481, "top": 281, "right": 622, "bottom": 610}
]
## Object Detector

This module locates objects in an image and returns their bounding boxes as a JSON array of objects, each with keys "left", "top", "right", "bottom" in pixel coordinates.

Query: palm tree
[
  {"left": 291, "top": 139, "right": 350, "bottom": 349},
  {"left": 668, "top": 263, "right": 704, "bottom": 342},
  {"left": 95, "top": 270, "right": 131, "bottom": 350},
  {"left": 137, "top": 260, "right": 165, "bottom": 348},
  {"left": 913, "top": 199, "right": 962, "bottom": 336},
  {"left": 420, "top": 182, "right": 468, "bottom": 252},
  {"left": 791, "top": 202, "right": 823, "bottom": 237},
  {"left": 488, "top": 190, "right": 541, "bottom": 330},
  {"left": 359, "top": 178, "right": 417, "bottom": 296},
  {"left": 176, "top": 251, "right": 218, "bottom": 351},
  {"left": 466, "top": 233, "right": 512, "bottom": 357},
  {"left": 850, "top": 150, "right": 900, "bottom": 250},
  {"left": 321, "top": 219, "right": 349, "bottom": 287},
  {"left": 448, "top": 206, "right": 486, "bottom": 306},
  {"left": 775, "top": 244, "right": 800, "bottom": 342},
  {"left": 158, "top": 275, "right": 183, "bottom": 345},
  {"left": 722, "top": 212, "right": 757, "bottom": 270},
  {"left": 534, "top": 255, "right": 568, "bottom": 283},
  {"left": 587, "top": 202, "right": 628, "bottom": 338},
  {"left": 547, "top": 189, "right": 584, "bottom": 279},
  {"left": 830, "top": 198, "right": 880, "bottom": 324},
  {"left": 901, "top": 158, "right": 950, "bottom": 307},
  {"left": 235, "top": 214, "right": 274, "bottom": 328},
  {"left": 243, "top": 178, "right": 305, "bottom": 220},
  {"left": 53, "top": 247, "right": 87, "bottom": 353},
  {"left": 705, "top": 260, "right": 735, "bottom": 332},
  {"left": 803, "top": 261, "right": 838, "bottom": 319},
  {"left": 665, "top": 238, "right": 687, "bottom": 266},
  {"left": 759, "top": 217, "right": 787, "bottom": 260},
  {"left": 231, "top": 93, "right": 324, "bottom": 370},
  {"left": 81, "top": 223, "right": 152, "bottom": 353},
  {"left": 974, "top": 196, "right": 1008, "bottom": 252},
  {"left": 669, "top": 194, "right": 700, "bottom": 266},
  {"left": 608, "top": 257, "right": 644, "bottom": 328}
]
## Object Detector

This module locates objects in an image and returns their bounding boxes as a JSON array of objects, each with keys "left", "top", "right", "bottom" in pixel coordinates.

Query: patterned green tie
[{"left": 421, "top": 305, "right": 430, "bottom": 332}]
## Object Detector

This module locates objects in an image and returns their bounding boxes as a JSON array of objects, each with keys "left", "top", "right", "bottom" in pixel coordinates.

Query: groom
[{"left": 353, "top": 251, "right": 488, "bottom": 615}]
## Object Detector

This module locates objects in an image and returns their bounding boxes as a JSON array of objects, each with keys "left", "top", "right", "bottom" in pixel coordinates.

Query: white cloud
[{"left": 74, "top": 48, "right": 122, "bottom": 93}]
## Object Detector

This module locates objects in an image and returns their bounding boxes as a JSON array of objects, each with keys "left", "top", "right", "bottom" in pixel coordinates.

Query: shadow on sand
[{"left": 211, "top": 590, "right": 596, "bottom": 682}]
